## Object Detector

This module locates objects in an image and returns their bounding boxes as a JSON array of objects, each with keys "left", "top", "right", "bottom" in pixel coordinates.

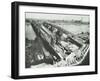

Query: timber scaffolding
[
  {"left": 28, "top": 19, "right": 89, "bottom": 65},
  {"left": 41, "top": 22, "right": 83, "bottom": 47},
  {"left": 26, "top": 19, "right": 83, "bottom": 46}
]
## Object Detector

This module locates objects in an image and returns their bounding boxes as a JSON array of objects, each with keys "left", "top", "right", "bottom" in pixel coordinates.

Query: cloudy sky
[{"left": 25, "top": 12, "right": 89, "bottom": 22}]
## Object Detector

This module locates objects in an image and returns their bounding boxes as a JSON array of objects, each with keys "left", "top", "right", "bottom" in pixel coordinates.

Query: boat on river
[{"left": 27, "top": 19, "right": 90, "bottom": 67}]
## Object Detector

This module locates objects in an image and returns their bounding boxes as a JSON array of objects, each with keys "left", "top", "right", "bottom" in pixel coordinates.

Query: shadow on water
[{"left": 77, "top": 51, "right": 89, "bottom": 66}]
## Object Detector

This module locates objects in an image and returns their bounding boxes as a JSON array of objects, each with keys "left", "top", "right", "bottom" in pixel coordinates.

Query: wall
[{"left": 0, "top": 0, "right": 99, "bottom": 81}]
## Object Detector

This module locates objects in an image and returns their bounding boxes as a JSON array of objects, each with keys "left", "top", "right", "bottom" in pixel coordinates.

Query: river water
[{"left": 53, "top": 23, "right": 89, "bottom": 35}]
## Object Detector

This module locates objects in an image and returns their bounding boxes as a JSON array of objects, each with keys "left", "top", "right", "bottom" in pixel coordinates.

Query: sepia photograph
[{"left": 25, "top": 12, "right": 90, "bottom": 68}]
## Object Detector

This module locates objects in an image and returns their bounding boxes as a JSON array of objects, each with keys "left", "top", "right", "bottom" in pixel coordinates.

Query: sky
[{"left": 25, "top": 12, "right": 89, "bottom": 22}]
